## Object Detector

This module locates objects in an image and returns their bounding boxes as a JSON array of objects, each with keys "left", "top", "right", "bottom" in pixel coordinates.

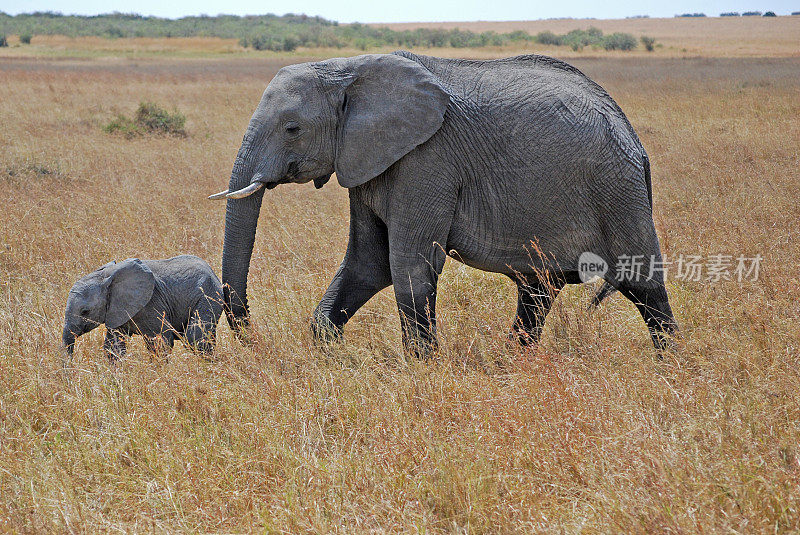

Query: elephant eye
[
  {"left": 80, "top": 309, "right": 90, "bottom": 317},
  {"left": 284, "top": 122, "right": 300, "bottom": 135}
]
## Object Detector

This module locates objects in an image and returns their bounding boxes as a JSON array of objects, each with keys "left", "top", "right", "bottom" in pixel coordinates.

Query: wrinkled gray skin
[
  {"left": 62, "top": 255, "right": 223, "bottom": 359},
  {"left": 216, "top": 51, "right": 677, "bottom": 356}
]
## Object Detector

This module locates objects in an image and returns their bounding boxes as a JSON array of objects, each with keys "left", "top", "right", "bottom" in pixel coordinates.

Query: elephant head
[
  {"left": 209, "top": 53, "right": 450, "bottom": 336},
  {"left": 62, "top": 259, "right": 155, "bottom": 355}
]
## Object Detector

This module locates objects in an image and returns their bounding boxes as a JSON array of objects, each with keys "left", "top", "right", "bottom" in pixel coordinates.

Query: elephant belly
[{"left": 446, "top": 177, "right": 598, "bottom": 276}]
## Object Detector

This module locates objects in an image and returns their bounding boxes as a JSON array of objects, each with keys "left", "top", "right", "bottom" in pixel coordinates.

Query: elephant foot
[
  {"left": 104, "top": 349, "right": 125, "bottom": 362},
  {"left": 652, "top": 328, "right": 680, "bottom": 360},
  {"left": 402, "top": 338, "right": 438, "bottom": 361},
  {"left": 400, "top": 325, "right": 439, "bottom": 361},
  {"left": 507, "top": 326, "right": 543, "bottom": 348},
  {"left": 226, "top": 313, "right": 256, "bottom": 347},
  {"left": 144, "top": 334, "right": 174, "bottom": 361},
  {"left": 310, "top": 314, "right": 344, "bottom": 345}
]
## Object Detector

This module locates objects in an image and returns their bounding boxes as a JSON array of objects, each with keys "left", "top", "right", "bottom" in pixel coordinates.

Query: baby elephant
[{"left": 62, "top": 255, "right": 223, "bottom": 359}]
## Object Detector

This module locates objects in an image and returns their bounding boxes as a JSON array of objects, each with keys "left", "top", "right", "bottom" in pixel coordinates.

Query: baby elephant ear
[
  {"left": 105, "top": 258, "right": 155, "bottom": 329},
  {"left": 325, "top": 53, "right": 450, "bottom": 188}
]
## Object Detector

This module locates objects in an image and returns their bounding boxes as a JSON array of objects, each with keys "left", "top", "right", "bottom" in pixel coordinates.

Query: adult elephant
[{"left": 210, "top": 51, "right": 677, "bottom": 355}]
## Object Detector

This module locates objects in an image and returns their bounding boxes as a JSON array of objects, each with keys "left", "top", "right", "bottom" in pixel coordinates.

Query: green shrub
[
  {"left": 354, "top": 38, "right": 369, "bottom": 51},
  {"left": 248, "top": 35, "right": 269, "bottom": 51},
  {"left": 0, "top": 35, "right": 7, "bottom": 47},
  {"left": 105, "top": 26, "right": 124, "bottom": 38},
  {"left": 763, "top": 11, "right": 776, "bottom": 17},
  {"left": 281, "top": 36, "right": 299, "bottom": 51},
  {"left": 20, "top": 33, "right": 32, "bottom": 44},
  {"left": 535, "top": 31, "right": 563, "bottom": 46},
  {"left": 134, "top": 102, "right": 186, "bottom": 135},
  {"left": 506, "top": 30, "right": 532, "bottom": 43},
  {"left": 104, "top": 102, "right": 186, "bottom": 138},
  {"left": 563, "top": 27, "right": 604, "bottom": 50},
  {"left": 244, "top": 34, "right": 297, "bottom": 52},
  {"left": 641, "top": 35, "right": 655, "bottom": 52},
  {"left": 603, "top": 32, "right": 638, "bottom": 51},
  {"left": 103, "top": 115, "right": 142, "bottom": 138}
]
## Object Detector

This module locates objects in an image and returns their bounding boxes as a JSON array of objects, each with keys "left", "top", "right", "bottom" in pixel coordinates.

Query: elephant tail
[{"left": 587, "top": 280, "right": 618, "bottom": 310}]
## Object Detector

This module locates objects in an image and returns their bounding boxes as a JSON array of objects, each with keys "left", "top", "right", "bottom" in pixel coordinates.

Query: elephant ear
[
  {"left": 319, "top": 54, "right": 450, "bottom": 188},
  {"left": 104, "top": 258, "right": 155, "bottom": 329}
]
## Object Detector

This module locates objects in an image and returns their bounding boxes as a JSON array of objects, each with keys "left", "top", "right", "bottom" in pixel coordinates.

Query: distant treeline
[
  {"left": 679, "top": 11, "right": 781, "bottom": 17},
  {"left": 0, "top": 12, "right": 650, "bottom": 52}
]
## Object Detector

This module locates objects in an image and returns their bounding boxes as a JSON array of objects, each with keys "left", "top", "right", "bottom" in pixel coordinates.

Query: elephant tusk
[
  {"left": 207, "top": 189, "right": 230, "bottom": 200},
  {"left": 226, "top": 182, "right": 265, "bottom": 199}
]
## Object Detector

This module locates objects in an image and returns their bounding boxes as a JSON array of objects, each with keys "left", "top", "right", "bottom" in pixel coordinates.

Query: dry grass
[{"left": 1, "top": 48, "right": 799, "bottom": 532}]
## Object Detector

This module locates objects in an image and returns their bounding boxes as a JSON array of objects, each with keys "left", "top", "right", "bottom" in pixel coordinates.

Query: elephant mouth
[
  {"left": 265, "top": 177, "right": 290, "bottom": 190},
  {"left": 312, "top": 174, "right": 332, "bottom": 189},
  {"left": 209, "top": 172, "right": 331, "bottom": 200}
]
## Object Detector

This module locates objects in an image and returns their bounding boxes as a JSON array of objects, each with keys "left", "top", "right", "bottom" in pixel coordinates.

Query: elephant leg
[
  {"left": 312, "top": 201, "right": 391, "bottom": 342},
  {"left": 390, "top": 249, "right": 446, "bottom": 359},
  {"left": 144, "top": 331, "right": 174, "bottom": 355},
  {"left": 510, "top": 276, "right": 564, "bottom": 346},
  {"left": 617, "top": 277, "right": 678, "bottom": 353},
  {"left": 103, "top": 329, "right": 127, "bottom": 360},
  {"left": 184, "top": 308, "right": 218, "bottom": 355}
]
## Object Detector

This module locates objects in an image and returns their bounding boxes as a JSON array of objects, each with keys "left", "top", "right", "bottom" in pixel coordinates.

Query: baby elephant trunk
[{"left": 62, "top": 325, "right": 77, "bottom": 355}]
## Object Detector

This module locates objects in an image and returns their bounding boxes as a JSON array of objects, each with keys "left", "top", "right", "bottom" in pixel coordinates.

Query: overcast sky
[{"left": 3, "top": 0, "right": 797, "bottom": 22}]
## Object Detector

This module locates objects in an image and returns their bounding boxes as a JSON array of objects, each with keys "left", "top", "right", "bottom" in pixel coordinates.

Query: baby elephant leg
[
  {"left": 184, "top": 307, "right": 218, "bottom": 355},
  {"left": 144, "top": 331, "right": 174, "bottom": 356},
  {"left": 103, "top": 329, "right": 127, "bottom": 361}
]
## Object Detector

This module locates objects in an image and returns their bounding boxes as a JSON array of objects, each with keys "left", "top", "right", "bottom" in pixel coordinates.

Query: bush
[
  {"left": 104, "top": 102, "right": 186, "bottom": 138},
  {"left": 720, "top": 12, "right": 740, "bottom": 16},
  {"left": 281, "top": 35, "right": 299, "bottom": 51},
  {"left": 763, "top": 11, "right": 776, "bottom": 17},
  {"left": 105, "top": 26, "right": 124, "bottom": 38},
  {"left": 20, "top": 33, "right": 32, "bottom": 44},
  {"left": 103, "top": 115, "right": 141, "bottom": 138},
  {"left": 742, "top": 11, "right": 762, "bottom": 16},
  {"left": 0, "top": 35, "right": 7, "bottom": 47},
  {"left": 563, "top": 27, "right": 604, "bottom": 50},
  {"left": 603, "top": 32, "right": 638, "bottom": 51},
  {"left": 135, "top": 102, "right": 186, "bottom": 135},
  {"left": 248, "top": 35, "right": 275, "bottom": 51},
  {"left": 242, "top": 34, "right": 299, "bottom": 52},
  {"left": 641, "top": 35, "right": 655, "bottom": 52},
  {"left": 534, "top": 27, "right": 640, "bottom": 52},
  {"left": 535, "top": 31, "right": 563, "bottom": 46}
]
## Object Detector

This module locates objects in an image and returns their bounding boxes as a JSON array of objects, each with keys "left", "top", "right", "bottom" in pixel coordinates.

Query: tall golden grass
[{"left": 1, "top": 48, "right": 799, "bottom": 531}]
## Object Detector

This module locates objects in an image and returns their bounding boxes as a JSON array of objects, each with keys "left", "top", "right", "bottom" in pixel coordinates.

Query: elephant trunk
[
  {"left": 221, "top": 144, "right": 265, "bottom": 338},
  {"left": 62, "top": 325, "right": 76, "bottom": 355}
]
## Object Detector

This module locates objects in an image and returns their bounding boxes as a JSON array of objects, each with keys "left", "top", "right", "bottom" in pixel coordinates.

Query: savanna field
[{"left": 1, "top": 16, "right": 799, "bottom": 532}]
